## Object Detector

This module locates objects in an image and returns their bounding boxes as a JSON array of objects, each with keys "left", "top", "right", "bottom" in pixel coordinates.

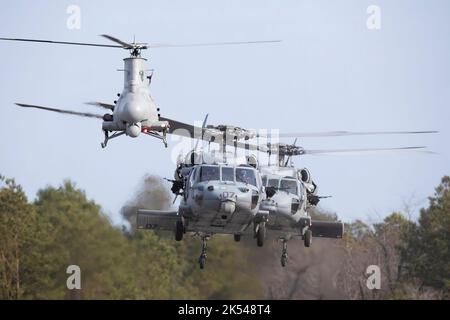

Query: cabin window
[
  {"left": 199, "top": 166, "right": 220, "bottom": 182},
  {"left": 221, "top": 167, "right": 234, "bottom": 182},
  {"left": 267, "top": 179, "right": 280, "bottom": 188},
  {"left": 280, "top": 179, "right": 298, "bottom": 195},
  {"left": 236, "top": 168, "right": 257, "bottom": 186}
]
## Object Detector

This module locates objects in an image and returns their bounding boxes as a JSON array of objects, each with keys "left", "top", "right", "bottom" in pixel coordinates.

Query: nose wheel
[
  {"left": 198, "top": 235, "right": 209, "bottom": 269},
  {"left": 280, "top": 239, "right": 288, "bottom": 267}
]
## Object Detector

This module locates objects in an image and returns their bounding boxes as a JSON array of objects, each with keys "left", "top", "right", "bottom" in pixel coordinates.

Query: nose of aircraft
[
  {"left": 123, "top": 101, "right": 146, "bottom": 123},
  {"left": 220, "top": 200, "right": 236, "bottom": 214},
  {"left": 199, "top": 185, "right": 244, "bottom": 214}
]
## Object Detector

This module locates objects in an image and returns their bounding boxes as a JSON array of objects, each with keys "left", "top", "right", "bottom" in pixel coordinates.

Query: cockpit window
[
  {"left": 267, "top": 179, "right": 280, "bottom": 188},
  {"left": 199, "top": 166, "right": 220, "bottom": 182},
  {"left": 221, "top": 167, "right": 234, "bottom": 182},
  {"left": 236, "top": 168, "right": 257, "bottom": 186},
  {"left": 280, "top": 179, "right": 298, "bottom": 195}
]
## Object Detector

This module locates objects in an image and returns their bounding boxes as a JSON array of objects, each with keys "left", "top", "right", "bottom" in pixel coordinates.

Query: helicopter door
[{"left": 185, "top": 167, "right": 197, "bottom": 200}]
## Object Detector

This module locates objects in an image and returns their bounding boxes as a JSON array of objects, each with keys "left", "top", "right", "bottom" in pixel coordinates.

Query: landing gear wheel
[
  {"left": 199, "top": 255, "right": 206, "bottom": 269},
  {"left": 281, "top": 254, "right": 288, "bottom": 267},
  {"left": 233, "top": 234, "right": 241, "bottom": 242},
  {"left": 256, "top": 223, "right": 266, "bottom": 247},
  {"left": 304, "top": 229, "right": 312, "bottom": 247},
  {"left": 175, "top": 220, "right": 183, "bottom": 241}
]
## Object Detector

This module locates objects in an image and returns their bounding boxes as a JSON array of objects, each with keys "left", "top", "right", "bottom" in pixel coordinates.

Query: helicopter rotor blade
[
  {"left": 302, "top": 146, "right": 430, "bottom": 155},
  {"left": 0, "top": 37, "right": 122, "bottom": 48},
  {"left": 160, "top": 118, "right": 435, "bottom": 156},
  {"left": 147, "top": 40, "right": 281, "bottom": 49},
  {"left": 15, "top": 103, "right": 103, "bottom": 119},
  {"left": 276, "top": 130, "right": 438, "bottom": 138}
]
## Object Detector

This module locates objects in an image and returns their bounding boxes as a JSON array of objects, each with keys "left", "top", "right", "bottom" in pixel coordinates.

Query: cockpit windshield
[
  {"left": 197, "top": 165, "right": 257, "bottom": 186},
  {"left": 199, "top": 166, "right": 220, "bottom": 182},
  {"left": 236, "top": 167, "right": 257, "bottom": 186},
  {"left": 221, "top": 167, "right": 234, "bottom": 182},
  {"left": 280, "top": 179, "right": 298, "bottom": 195},
  {"left": 267, "top": 178, "right": 280, "bottom": 188}
]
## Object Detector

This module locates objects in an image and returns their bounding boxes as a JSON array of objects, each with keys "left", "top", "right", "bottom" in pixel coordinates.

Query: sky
[{"left": 0, "top": 0, "right": 448, "bottom": 225}]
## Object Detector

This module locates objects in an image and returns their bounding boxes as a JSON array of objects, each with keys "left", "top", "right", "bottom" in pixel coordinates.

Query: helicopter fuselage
[
  {"left": 179, "top": 164, "right": 263, "bottom": 235},
  {"left": 260, "top": 170, "right": 309, "bottom": 237}
]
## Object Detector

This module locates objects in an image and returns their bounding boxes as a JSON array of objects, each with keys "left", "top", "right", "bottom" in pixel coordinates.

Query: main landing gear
[
  {"left": 254, "top": 222, "right": 266, "bottom": 247},
  {"left": 303, "top": 229, "right": 312, "bottom": 247}
]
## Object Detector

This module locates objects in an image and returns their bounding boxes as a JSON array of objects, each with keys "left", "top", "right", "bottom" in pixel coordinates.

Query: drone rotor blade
[
  {"left": 0, "top": 37, "right": 122, "bottom": 48},
  {"left": 148, "top": 40, "right": 281, "bottom": 49},
  {"left": 85, "top": 101, "right": 115, "bottom": 111},
  {"left": 277, "top": 130, "right": 438, "bottom": 138},
  {"left": 302, "top": 146, "right": 429, "bottom": 155},
  {"left": 100, "top": 34, "right": 134, "bottom": 49},
  {"left": 15, "top": 103, "right": 103, "bottom": 119},
  {"left": 0, "top": 36, "right": 279, "bottom": 51}
]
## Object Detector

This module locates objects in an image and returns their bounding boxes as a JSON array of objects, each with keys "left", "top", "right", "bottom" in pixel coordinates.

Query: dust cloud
[
  {"left": 248, "top": 237, "right": 348, "bottom": 299},
  {"left": 120, "top": 174, "right": 173, "bottom": 229}
]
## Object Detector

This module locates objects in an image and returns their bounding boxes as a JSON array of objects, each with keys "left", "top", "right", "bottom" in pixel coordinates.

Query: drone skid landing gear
[
  {"left": 141, "top": 128, "right": 168, "bottom": 148},
  {"left": 162, "top": 129, "right": 168, "bottom": 148},
  {"left": 101, "top": 130, "right": 125, "bottom": 148}
]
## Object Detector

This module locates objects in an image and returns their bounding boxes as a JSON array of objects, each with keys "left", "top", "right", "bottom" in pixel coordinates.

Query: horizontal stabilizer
[
  {"left": 310, "top": 220, "right": 344, "bottom": 238},
  {"left": 136, "top": 209, "right": 180, "bottom": 231}
]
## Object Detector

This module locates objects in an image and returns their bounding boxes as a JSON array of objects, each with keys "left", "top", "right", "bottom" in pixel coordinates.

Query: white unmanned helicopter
[{"left": 0, "top": 35, "right": 280, "bottom": 148}]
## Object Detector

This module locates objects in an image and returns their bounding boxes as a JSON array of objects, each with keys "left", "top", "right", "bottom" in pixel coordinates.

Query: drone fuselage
[{"left": 102, "top": 57, "right": 168, "bottom": 138}]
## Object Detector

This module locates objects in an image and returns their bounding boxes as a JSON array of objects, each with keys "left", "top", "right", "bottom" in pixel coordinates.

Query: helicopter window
[
  {"left": 235, "top": 168, "right": 257, "bottom": 186},
  {"left": 267, "top": 179, "right": 280, "bottom": 188},
  {"left": 262, "top": 176, "right": 267, "bottom": 186},
  {"left": 199, "top": 166, "right": 220, "bottom": 182},
  {"left": 189, "top": 167, "right": 197, "bottom": 186},
  {"left": 280, "top": 179, "right": 298, "bottom": 195},
  {"left": 221, "top": 167, "right": 235, "bottom": 182}
]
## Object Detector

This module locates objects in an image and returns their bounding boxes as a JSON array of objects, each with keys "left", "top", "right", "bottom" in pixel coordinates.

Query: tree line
[{"left": 0, "top": 174, "right": 448, "bottom": 299}]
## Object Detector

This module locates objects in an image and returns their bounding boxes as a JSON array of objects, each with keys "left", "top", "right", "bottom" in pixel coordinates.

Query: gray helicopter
[
  {"left": 0, "top": 34, "right": 279, "bottom": 148},
  {"left": 256, "top": 141, "right": 342, "bottom": 267},
  {"left": 136, "top": 149, "right": 269, "bottom": 269},
  {"left": 152, "top": 119, "right": 436, "bottom": 268},
  {"left": 135, "top": 118, "right": 436, "bottom": 269}
]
